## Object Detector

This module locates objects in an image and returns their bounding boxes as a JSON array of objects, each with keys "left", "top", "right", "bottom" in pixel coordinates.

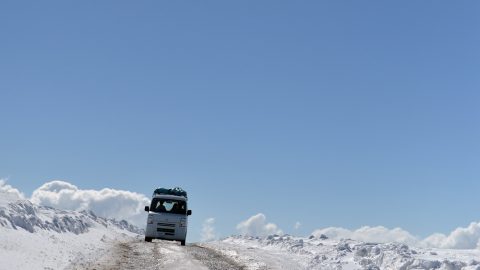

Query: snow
[
  {"left": 204, "top": 235, "right": 480, "bottom": 270},
  {"left": 0, "top": 224, "right": 135, "bottom": 269},
  {"left": 156, "top": 243, "right": 210, "bottom": 270},
  {"left": 2, "top": 185, "right": 480, "bottom": 270},
  {"left": 0, "top": 189, "right": 142, "bottom": 270}
]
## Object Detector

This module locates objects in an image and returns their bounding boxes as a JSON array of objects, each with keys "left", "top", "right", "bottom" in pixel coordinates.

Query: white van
[{"left": 144, "top": 193, "right": 192, "bottom": 245}]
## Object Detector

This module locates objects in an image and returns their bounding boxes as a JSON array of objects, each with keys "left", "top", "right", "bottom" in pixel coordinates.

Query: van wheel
[
  {"left": 145, "top": 237, "right": 152, "bottom": 242},
  {"left": 181, "top": 240, "right": 186, "bottom": 246}
]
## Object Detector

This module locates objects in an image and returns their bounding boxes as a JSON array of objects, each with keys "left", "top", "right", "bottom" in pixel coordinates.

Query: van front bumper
[{"left": 145, "top": 224, "right": 187, "bottom": 241}]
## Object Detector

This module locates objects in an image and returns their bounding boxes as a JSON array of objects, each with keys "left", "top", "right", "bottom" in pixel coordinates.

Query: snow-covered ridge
[
  {"left": 0, "top": 191, "right": 143, "bottom": 270},
  {"left": 0, "top": 199, "right": 143, "bottom": 235},
  {"left": 206, "top": 235, "right": 480, "bottom": 270}
]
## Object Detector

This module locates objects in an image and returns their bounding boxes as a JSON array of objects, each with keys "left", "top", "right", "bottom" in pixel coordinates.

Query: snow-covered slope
[
  {"left": 204, "top": 235, "right": 480, "bottom": 270},
  {"left": 0, "top": 199, "right": 142, "bottom": 234},
  {"left": 0, "top": 193, "right": 142, "bottom": 270}
]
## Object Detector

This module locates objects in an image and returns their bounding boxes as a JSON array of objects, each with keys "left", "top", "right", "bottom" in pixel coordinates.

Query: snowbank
[
  {"left": 205, "top": 235, "right": 480, "bottom": 270},
  {"left": 0, "top": 187, "right": 142, "bottom": 270}
]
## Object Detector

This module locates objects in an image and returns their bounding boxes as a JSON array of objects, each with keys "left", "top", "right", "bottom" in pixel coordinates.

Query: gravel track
[
  {"left": 187, "top": 244, "right": 245, "bottom": 270},
  {"left": 70, "top": 238, "right": 244, "bottom": 270}
]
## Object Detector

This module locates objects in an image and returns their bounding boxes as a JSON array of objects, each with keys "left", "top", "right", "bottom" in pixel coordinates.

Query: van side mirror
[
  {"left": 144, "top": 206, "right": 150, "bottom": 212},
  {"left": 187, "top": 210, "right": 192, "bottom": 216}
]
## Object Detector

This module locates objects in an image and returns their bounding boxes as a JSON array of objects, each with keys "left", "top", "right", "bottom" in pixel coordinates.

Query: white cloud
[
  {"left": 312, "top": 226, "right": 418, "bottom": 246},
  {"left": 30, "top": 180, "right": 150, "bottom": 227},
  {"left": 201, "top": 218, "right": 217, "bottom": 242},
  {"left": 294, "top": 221, "right": 301, "bottom": 230},
  {"left": 4, "top": 179, "right": 480, "bottom": 249},
  {"left": 420, "top": 222, "right": 480, "bottom": 249},
  {"left": 237, "top": 213, "right": 282, "bottom": 237},
  {"left": 312, "top": 223, "right": 480, "bottom": 249},
  {"left": 0, "top": 179, "right": 25, "bottom": 205}
]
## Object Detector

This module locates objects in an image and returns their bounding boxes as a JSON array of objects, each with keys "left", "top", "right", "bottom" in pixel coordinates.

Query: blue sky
[{"left": 1, "top": 1, "right": 479, "bottom": 242}]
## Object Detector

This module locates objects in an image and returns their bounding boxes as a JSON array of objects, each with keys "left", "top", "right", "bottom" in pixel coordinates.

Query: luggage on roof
[{"left": 153, "top": 187, "right": 188, "bottom": 198}]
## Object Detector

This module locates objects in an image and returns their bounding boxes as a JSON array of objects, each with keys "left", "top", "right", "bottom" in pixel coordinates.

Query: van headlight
[
  {"left": 147, "top": 216, "right": 153, "bottom": 224},
  {"left": 180, "top": 218, "right": 187, "bottom": 227}
]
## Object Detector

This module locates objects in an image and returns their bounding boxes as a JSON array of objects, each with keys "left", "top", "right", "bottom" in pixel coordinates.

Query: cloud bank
[
  {"left": 312, "top": 226, "right": 418, "bottom": 246},
  {"left": 420, "top": 222, "right": 480, "bottom": 249},
  {"left": 312, "top": 223, "right": 480, "bottom": 249},
  {"left": 201, "top": 218, "right": 217, "bottom": 242},
  {"left": 0, "top": 179, "right": 25, "bottom": 200},
  {"left": 237, "top": 213, "right": 480, "bottom": 249},
  {"left": 30, "top": 180, "right": 150, "bottom": 227},
  {"left": 0, "top": 179, "right": 25, "bottom": 205},
  {"left": 3, "top": 180, "right": 480, "bottom": 249},
  {"left": 237, "top": 213, "right": 283, "bottom": 236}
]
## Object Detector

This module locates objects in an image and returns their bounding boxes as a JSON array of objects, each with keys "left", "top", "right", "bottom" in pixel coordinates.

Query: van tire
[
  {"left": 181, "top": 240, "right": 186, "bottom": 246},
  {"left": 145, "top": 237, "right": 152, "bottom": 242}
]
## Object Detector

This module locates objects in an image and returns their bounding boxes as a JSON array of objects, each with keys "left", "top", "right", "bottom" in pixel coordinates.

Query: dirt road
[{"left": 70, "top": 238, "right": 245, "bottom": 270}]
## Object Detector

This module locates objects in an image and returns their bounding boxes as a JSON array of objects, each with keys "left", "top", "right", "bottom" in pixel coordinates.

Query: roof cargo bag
[{"left": 153, "top": 187, "right": 188, "bottom": 198}]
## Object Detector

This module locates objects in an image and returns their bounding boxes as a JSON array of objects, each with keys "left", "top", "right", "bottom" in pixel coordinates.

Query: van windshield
[{"left": 150, "top": 198, "right": 186, "bottom": 215}]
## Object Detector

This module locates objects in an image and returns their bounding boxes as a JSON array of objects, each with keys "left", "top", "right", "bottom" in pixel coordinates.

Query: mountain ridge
[{"left": 0, "top": 197, "right": 143, "bottom": 235}]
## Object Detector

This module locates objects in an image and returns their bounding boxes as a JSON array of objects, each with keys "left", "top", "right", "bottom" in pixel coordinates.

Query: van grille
[{"left": 157, "top": 228, "right": 175, "bottom": 233}]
